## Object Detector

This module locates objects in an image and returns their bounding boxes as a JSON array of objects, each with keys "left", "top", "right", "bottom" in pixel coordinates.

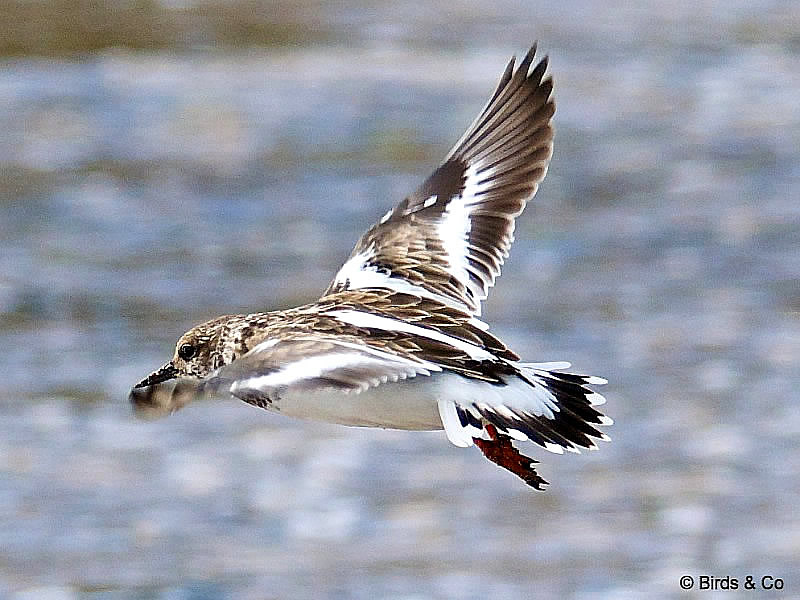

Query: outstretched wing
[
  {"left": 325, "top": 45, "right": 555, "bottom": 316},
  {"left": 216, "top": 336, "right": 440, "bottom": 406},
  {"left": 129, "top": 333, "right": 442, "bottom": 420}
]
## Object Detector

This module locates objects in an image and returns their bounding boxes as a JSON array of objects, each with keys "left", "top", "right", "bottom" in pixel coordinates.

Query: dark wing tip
[
  {"left": 517, "top": 44, "right": 538, "bottom": 74},
  {"left": 520, "top": 43, "right": 538, "bottom": 70},
  {"left": 490, "top": 55, "right": 519, "bottom": 106},
  {"left": 505, "top": 44, "right": 548, "bottom": 89},
  {"left": 529, "top": 54, "right": 549, "bottom": 87}
]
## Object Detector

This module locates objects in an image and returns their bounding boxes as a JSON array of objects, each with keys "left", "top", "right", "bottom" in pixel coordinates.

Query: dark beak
[
  {"left": 133, "top": 362, "right": 179, "bottom": 388},
  {"left": 129, "top": 364, "right": 214, "bottom": 420}
]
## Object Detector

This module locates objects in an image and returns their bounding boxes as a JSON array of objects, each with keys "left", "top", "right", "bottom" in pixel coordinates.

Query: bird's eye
[{"left": 178, "top": 343, "right": 197, "bottom": 360}]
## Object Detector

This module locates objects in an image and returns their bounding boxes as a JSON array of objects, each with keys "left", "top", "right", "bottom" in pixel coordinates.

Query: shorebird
[{"left": 130, "top": 45, "right": 611, "bottom": 489}]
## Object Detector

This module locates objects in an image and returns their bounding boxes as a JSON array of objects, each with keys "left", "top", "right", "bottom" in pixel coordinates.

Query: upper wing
[{"left": 325, "top": 45, "right": 555, "bottom": 316}]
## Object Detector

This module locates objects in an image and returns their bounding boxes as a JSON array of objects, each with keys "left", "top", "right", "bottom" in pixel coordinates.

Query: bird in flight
[{"left": 130, "top": 45, "right": 611, "bottom": 489}]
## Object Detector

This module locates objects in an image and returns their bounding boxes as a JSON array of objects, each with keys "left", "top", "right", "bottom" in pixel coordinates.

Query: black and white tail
[{"left": 437, "top": 361, "right": 612, "bottom": 454}]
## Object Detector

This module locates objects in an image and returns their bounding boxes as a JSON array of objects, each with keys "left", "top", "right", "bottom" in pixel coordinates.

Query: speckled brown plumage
[{"left": 130, "top": 45, "right": 611, "bottom": 490}]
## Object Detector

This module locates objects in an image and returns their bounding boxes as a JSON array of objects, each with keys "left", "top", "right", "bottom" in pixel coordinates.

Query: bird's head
[
  {"left": 133, "top": 319, "right": 229, "bottom": 389},
  {"left": 129, "top": 316, "right": 245, "bottom": 419}
]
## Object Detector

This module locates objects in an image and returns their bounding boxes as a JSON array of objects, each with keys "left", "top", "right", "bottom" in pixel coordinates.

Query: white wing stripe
[
  {"left": 330, "top": 248, "right": 376, "bottom": 289},
  {"left": 331, "top": 259, "right": 473, "bottom": 312},
  {"left": 251, "top": 338, "right": 280, "bottom": 353},
  {"left": 318, "top": 338, "right": 442, "bottom": 372},
  {"left": 232, "top": 350, "right": 433, "bottom": 394},
  {"left": 330, "top": 246, "right": 477, "bottom": 312},
  {"left": 234, "top": 336, "right": 443, "bottom": 393},
  {"left": 437, "top": 194, "right": 471, "bottom": 286},
  {"left": 329, "top": 309, "right": 494, "bottom": 361},
  {"left": 234, "top": 352, "right": 373, "bottom": 390}
]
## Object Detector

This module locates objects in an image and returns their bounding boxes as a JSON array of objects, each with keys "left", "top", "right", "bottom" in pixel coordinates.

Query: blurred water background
[{"left": 1, "top": 1, "right": 799, "bottom": 598}]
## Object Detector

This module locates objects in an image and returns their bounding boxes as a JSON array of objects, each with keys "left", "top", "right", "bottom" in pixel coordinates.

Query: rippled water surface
[{"left": 1, "top": 1, "right": 799, "bottom": 598}]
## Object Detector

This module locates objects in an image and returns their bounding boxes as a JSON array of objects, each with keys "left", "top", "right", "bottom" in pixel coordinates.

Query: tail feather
[
  {"left": 439, "top": 363, "right": 611, "bottom": 454},
  {"left": 507, "top": 365, "right": 611, "bottom": 452}
]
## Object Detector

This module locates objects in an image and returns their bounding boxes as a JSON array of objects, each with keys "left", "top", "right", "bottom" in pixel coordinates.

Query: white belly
[{"left": 272, "top": 373, "right": 445, "bottom": 430}]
